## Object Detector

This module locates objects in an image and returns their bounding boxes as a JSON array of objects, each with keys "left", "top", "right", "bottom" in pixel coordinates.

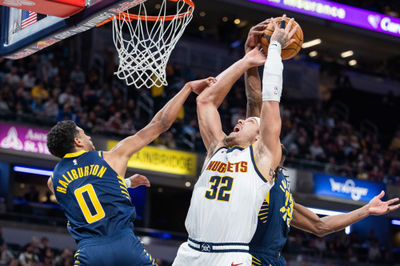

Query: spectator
[
  {"left": 315, "top": 237, "right": 326, "bottom": 257},
  {"left": 38, "top": 237, "right": 50, "bottom": 262},
  {"left": 18, "top": 244, "right": 40, "bottom": 266},
  {"left": 54, "top": 248, "right": 73, "bottom": 266},
  {"left": 324, "top": 157, "right": 337, "bottom": 174},
  {"left": 22, "top": 71, "right": 36, "bottom": 89},
  {"left": 4, "top": 67, "right": 20, "bottom": 88},
  {"left": 390, "top": 131, "right": 400, "bottom": 150},
  {"left": 70, "top": 65, "right": 85, "bottom": 86},
  {"left": 368, "top": 241, "right": 381, "bottom": 262},
  {"left": 58, "top": 86, "right": 75, "bottom": 106},
  {"left": 31, "top": 81, "right": 49, "bottom": 101},
  {"left": 309, "top": 140, "right": 326, "bottom": 161},
  {"left": 0, "top": 243, "right": 16, "bottom": 266},
  {"left": 43, "top": 97, "right": 59, "bottom": 119},
  {"left": 0, "top": 96, "right": 9, "bottom": 113}
]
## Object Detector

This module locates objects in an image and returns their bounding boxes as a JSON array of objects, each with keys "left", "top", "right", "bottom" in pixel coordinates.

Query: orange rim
[{"left": 97, "top": 0, "right": 195, "bottom": 27}]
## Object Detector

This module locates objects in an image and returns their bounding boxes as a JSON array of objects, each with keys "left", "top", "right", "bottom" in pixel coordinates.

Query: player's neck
[{"left": 223, "top": 137, "right": 250, "bottom": 149}]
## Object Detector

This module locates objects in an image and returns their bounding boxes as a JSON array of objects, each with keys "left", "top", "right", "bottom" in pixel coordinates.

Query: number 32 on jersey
[{"left": 205, "top": 175, "right": 234, "bottom": 202}]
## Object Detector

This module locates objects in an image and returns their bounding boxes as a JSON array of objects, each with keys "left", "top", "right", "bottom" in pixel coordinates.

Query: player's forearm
[
  {"left": 293, "top": 203, "right": 370, "bottom": 237},
  {"left": 258, "top": 41, "right": 283, "bottom": 166},
  {"left": 319, "top": 205, "right": 370, "bottom": 236},
  {"left": 197, "top": 58, "right": 250, "bottom": 108},
  {"left": 151, "top": 84, "right": 192, "bottom": 130},
  {"left": 245, "top": 67, "right": 262, "bottom": 118}
]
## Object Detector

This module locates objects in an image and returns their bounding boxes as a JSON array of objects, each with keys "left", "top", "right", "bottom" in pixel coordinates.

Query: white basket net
[{"left": 112, "top": 0, "right": 194, "bottom": 88}]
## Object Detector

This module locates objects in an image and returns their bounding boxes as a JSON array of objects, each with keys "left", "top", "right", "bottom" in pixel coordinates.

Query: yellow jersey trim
[{"left": 64, "top": 150, "right": 88, "bottom": 158}]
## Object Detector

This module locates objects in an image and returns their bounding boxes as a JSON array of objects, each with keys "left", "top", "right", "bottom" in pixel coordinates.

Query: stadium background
[{"left": 0, "top": 0, "right": 400, "bottom": 265}]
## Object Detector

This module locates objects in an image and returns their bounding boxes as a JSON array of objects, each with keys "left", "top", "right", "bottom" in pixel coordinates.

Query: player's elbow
[
  {"left": 152, "top": 119, "right": 171, "bottom": 133},
  {"left": 196, "top": 94, "right": 214, "bottom": 107},
  {"left": 313, "top": 221, "right": 331, "bottom": 237}
]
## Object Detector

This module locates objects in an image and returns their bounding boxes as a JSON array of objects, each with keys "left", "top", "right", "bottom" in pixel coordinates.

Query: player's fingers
[
  {"left": 254, "top": 22, "right": 268, "bottom": 30},
  {"left": 386, "top": 198, "right": 400, "bottom": 205},
  {"left": 271, "top": 17, "right": 277, "bottom": 30},
  {"left": 389, "top": 204, "right": 400, "bottom": 212},
  {"left": 252, "top": 30, "right": 265, "bottom": 36},
  {"left": 284, "top": 39, "right": 295, "bottom": 48},
  {"left": 286, "top": 18, "right": 294, "bottom": 33},
  {"left": 377, "top": 190, "right": 385, "bottom": 199},
  {"left": 288, "top": 25, "right": 299, "bottom": 39}
]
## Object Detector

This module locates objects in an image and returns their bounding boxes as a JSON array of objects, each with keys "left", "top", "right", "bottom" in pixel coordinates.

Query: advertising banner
[
  {"left": 108, "top": 140, "right": 197, "bottom": 177},
  {"left": 248, "top": 0, "right": 400, "bottom": 38},
  {"left": 0, "top": 123, "right": 50, "bottom": 155},
  {"left": 313, "top": 173, "right": 385, "bottom": 202}
]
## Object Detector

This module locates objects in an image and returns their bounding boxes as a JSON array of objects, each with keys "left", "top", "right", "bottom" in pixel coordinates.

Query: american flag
[{"left": 21, "top": 10, "right": 37, "bottom": 29}]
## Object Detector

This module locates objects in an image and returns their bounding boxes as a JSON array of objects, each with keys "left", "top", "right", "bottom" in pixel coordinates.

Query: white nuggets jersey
[{"left": 173, "top": 145, "right": 273, "bottom": 266}]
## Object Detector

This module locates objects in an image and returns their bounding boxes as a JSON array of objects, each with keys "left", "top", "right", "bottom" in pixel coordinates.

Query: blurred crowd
[
  {"left": 0, "top": 226, "right": 393, "bottom": 266},
  {"left": 280, "top": 103, "right": 400, "bottom": 184},
  {"left": 1, "top": 44, "right": 400, "bottom": 184},
  {"left": 0, "top": 226, "right": 172, "bottom": 266},
  {"left": 286, "top": 228, "right": 394, "bottom": 265}
]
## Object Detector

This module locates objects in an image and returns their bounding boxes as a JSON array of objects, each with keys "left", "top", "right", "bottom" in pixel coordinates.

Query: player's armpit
[{"left": 252, "top": 101, "right": 282, "bottom": 182}]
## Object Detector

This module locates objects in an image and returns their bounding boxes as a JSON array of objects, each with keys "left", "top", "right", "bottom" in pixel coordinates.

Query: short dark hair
[{"left": 47, "top": 120, "right": 79, "bottom": 158}]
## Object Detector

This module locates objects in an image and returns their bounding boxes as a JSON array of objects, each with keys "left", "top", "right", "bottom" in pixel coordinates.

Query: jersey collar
[{"left": 64, "top": 150, "right": 88, "bottom": 158}]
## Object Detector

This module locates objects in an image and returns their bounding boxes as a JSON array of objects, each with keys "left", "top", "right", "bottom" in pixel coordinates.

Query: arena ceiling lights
[{"left": 302, "top": 38, "right": 321, "bottom": 48}]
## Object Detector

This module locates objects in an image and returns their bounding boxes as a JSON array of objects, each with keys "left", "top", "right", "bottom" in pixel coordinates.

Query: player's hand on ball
[
  {"left": 128, "top": 174, "right": 151, "bottom": 188},
  {"left": 270, "top": 14, "right": 299, "bottom": 48},
  {"left": 367, "top": 190, "right": 400, "bottom": 216},
  {"left": 244, "top": 45, "right": 266, "bottom": 67},
  {"left": 189, "top": 77, "right": 217, "bottom": 95},
  {"left": 245, "top": 18, "right": 271, "bottom": 54}
]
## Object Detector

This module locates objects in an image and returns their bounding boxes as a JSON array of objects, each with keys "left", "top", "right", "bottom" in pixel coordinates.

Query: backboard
[{"left": 0, "top": 0, "right": 147, "bottom": 59}]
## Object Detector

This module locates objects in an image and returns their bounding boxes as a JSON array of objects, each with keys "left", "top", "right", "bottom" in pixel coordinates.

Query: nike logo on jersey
[{"left": 231, "top": 263, "right": 242, "bottom": 266}]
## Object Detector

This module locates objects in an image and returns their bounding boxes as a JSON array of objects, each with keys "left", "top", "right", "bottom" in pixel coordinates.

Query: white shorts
[{"left": 172, "top": 242, "right": 252, "bottom": 266}]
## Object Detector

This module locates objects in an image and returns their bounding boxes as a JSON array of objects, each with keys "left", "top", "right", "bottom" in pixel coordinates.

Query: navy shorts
[
  {"left": 251, "top": 251, "right": 286, "bottom": 266},
  {"left": 75, "top": 229, "right": 156, "bottom": 266}
]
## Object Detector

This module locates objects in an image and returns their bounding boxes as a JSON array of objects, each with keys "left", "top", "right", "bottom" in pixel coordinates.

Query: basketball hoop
[{"left": 101, "top": 0, "right": 194, "bottom": 88}]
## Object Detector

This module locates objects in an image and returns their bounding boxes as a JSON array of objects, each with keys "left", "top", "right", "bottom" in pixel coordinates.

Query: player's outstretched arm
[
  {"left": 196, "top": 48, "right": 266, "bottom": 156},
  {"left": 103, "top": 77, "right": 216, "bottom": 177},
  {"left": 291, "top": 191, "right": 400, "bottom": 237},
  {"left": 254, "top": 15, "right": 298, "bottom": 181},
  {"left": 244, "top": 19, "right": 270, "bottom": 118}
]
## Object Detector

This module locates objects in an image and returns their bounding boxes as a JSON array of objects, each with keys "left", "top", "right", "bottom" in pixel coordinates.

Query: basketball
[{"left": 261, "top": 17, "right": 304, "bottom": 60}]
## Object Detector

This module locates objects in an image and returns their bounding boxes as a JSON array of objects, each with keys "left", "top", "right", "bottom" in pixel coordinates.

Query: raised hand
[
  {"left": 244, "top": 45, "right": 266, "bottom": 67},
  {"left": 189, "top": 77, "right": 217, "bottom": 95},
  {"left": 270, "top": 14, "right": 299, "bottom": 48},
  {"left": 245, "top": 18, "right": 271, "bottom": 54},
  {"left": 127, "top": 174, "right": 151, "bottom": 188},
  {"left": 368, "top": 190, "right": 400, "bottom": 216}
]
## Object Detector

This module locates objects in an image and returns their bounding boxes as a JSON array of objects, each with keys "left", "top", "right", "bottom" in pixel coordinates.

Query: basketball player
[
  {"left": 243, "top": 19, "right": 400, "bottom": 266},
  {"left": 172, "top": 18, "right": 298, "bottom": 266},
  {"left": 46, "top": 77, "right": 216, "bottom": 266}
]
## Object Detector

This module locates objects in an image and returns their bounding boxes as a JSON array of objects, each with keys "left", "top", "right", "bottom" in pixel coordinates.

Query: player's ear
[{"left": 74, "top": 136, "right": 84, "bottom": 148}]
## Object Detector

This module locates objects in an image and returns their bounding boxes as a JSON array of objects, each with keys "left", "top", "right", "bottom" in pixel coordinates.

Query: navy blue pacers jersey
[
  {"left": 249, "top": 170, "right": 294, "bottom": 266},
  {"left": 52, "top": 150, "right": 135, "bottom": 242}
]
